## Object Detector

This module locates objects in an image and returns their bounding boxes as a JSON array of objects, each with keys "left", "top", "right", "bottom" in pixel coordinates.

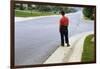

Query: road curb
[
  {"left": 15, "top": 11, "right": 81, "bottom": 22},
  {"left": 44, "top": 32, "right": 93, "bottom": 64},
  {"left": 15, "top": 15, "right": 60, "bottom": 22}
]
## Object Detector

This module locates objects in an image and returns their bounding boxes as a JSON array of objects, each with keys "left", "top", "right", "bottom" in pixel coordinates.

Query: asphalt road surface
[{"left": 15, "top": 11, "right": 94, "bottom": 65}]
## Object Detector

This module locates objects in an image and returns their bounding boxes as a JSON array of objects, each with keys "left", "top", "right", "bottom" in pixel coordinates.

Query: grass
[
  {"left": 15, "top": 10, "right": 55, "bottom": 17},
  {"left": 81, "top": 34, "right": 95, "bottom": 62}
]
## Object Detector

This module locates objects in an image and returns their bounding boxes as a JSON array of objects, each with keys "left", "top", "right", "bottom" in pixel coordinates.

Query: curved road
[{"left": 15, "top": 11, "right": 94, "bottom": 65}]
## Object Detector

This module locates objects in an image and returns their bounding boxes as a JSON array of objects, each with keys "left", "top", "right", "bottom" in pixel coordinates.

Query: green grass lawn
[
  {"left": 15, "top": 10, "right": 55, "bottom": 17},
  {"left": 81, "top": 34, "right": 95, "bottom": 62}
]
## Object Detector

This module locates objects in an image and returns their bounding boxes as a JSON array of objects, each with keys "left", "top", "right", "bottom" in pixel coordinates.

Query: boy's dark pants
[{"left": 60, "top": 26, "right": 69, "bottom": 46}]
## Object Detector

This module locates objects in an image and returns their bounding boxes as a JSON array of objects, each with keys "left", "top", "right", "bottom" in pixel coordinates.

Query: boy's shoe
[
  {"left": 67, "top": 44, "right": 70, "bottom": 47},
  {"left": 61, "top": 44, "right": 64, "bottom": 47},
  {"left": 65, "top": 43, "right": 70, "bottom": 47}
]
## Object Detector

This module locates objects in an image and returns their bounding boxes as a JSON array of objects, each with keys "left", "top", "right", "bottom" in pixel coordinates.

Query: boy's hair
[{"left": 60, "top": 10, "right": 65, "bottom": 16}]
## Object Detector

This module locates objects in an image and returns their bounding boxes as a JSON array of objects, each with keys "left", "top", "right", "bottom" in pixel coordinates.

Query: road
[{"left": 15, "top": 11, "right": 94, "bottom": 65}]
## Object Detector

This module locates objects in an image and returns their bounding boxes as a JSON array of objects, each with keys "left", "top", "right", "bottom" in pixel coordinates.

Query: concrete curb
[
  {"left": 15, "top": 15, "right": 60, "bottom": 22},
  {"left": 15, "top": 11, "right": 81, "bottom": 22},
  {"left": 44, "top": 32, "right": 93, "bottom": 64}
]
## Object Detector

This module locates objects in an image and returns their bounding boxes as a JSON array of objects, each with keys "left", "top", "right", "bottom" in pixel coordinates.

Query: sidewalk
[{"left": 44, "top": 32, "right": 93, "bottom": 64}]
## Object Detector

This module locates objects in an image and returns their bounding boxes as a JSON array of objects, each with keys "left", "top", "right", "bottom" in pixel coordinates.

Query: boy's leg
[
  {"left": 65, "top": 29, "right": 70, "bottom": 46},
  {"left": 60, "top": 32, "right": 64, "bottom": 46}
]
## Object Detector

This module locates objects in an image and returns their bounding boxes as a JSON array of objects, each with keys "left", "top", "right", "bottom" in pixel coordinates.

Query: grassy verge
[
  {"left": 81, "top": 34, "right": 95, "bottom": 62},
  {"left": 15, "top": 10, "right": 55, "bottom": 17}
]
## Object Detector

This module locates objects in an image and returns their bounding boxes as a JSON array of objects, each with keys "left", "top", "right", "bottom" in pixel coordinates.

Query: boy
[{"left": 59, "top": 10, "right": 70, "bottom": 47}]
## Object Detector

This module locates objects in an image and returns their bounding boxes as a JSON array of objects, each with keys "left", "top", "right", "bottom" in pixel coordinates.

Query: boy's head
[{"left": 60, "top": 10, "right": 65, "bottom": 16}]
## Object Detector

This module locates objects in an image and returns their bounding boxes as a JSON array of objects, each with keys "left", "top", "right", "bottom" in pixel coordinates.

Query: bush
[{"left": 83, "top": 7, "right": 94, "bottom": 20}]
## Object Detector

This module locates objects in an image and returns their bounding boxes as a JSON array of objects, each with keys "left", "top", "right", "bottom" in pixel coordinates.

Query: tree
[
  {"left": 19, "top": 3, "right": 24, "bottom": 10},
  {"left": 83, "top": 7, "right": 94, "bottom": 20},
  {"left": 35, "top": 5, "right": 51, "bottom": 12}
]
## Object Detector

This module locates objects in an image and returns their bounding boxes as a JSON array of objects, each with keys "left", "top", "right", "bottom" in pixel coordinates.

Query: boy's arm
[
  {"left": 59, "top": 19, "right": 61, "bottom": 32},
  {"left": 67, "top": 17, "right": 69, "bottom": 26}
]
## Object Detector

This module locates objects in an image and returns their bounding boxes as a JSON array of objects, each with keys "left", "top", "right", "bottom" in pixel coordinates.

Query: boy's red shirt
[{"left": 60, "top": 16, "right": 69, "bottom": 26}]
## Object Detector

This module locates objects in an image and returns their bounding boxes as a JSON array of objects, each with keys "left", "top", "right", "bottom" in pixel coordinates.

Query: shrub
[{"left": 83, "top": 7, "right": 94, "bottom": 20}]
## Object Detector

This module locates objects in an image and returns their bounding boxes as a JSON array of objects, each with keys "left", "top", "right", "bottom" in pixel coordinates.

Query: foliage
[
  {"left": 15, "top": 3, "right": 77, "bottom": 14},
  {"left": 83, "top": 7, "right": 94, "bottom": 20},
  {"left": 35, "top": 5, "right": 52, "bottom": 12}
]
